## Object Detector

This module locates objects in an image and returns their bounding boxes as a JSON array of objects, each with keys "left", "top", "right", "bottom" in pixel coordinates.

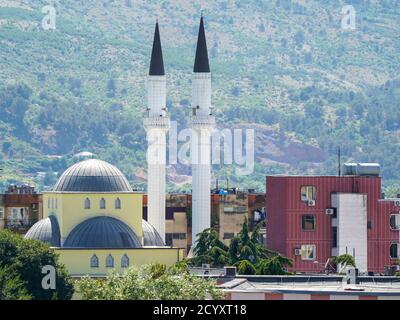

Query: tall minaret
[
  {"left": 190, "top": 16, "right": 215, "bottom": 249},
  {"left": 144, "top": 21, "right": 170, "bottom": 243}
]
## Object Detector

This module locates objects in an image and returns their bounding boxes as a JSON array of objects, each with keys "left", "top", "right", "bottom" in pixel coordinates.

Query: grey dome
[
  {"left": 24, "top": 216, "right": 61, "bottom": 247},
  {"left": 142, "top": 220, "right": 165, "bottom": 247},
  {"left": 53, "top": 159, "right": 132, "bottom": 192},
  {"left": 64, "top": 216, "right": 142, "bottom": 248}
]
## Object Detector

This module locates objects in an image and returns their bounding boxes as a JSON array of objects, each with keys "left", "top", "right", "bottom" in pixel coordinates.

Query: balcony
[{"left": 5, "top": 219, "right": 37, "bottom": 233}]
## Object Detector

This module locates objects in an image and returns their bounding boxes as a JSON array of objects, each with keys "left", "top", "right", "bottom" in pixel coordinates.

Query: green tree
[
  {"left": 0, "top": 267, "right": 31, "bottom": 300},
  {"left": 0, "top": 230, "right": 74, "bottom": 300},
  {"left": 76, "top": 264, "right": 224, "bottom": 300},
  {"left": 332, "top": 254, "right": 356, "bottom": 270}
]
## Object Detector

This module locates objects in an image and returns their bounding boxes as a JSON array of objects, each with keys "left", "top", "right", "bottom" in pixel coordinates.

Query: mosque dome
[
  {"left": 52, "top": 159, "right": 132, "bottom": 192},
  {"left": 24, "top": 215, "right": 61, "bottom": 247},
  {"left": 142, "top": 219, "right": 165, "bottom": 247},
  {"left": 64, "top": 216, "right": 142, "bottom": 248}
]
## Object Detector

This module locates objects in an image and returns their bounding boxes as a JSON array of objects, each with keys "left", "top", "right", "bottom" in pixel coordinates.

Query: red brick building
[{"left": 266, "top": 174, "right": 400, "bottom": 274}]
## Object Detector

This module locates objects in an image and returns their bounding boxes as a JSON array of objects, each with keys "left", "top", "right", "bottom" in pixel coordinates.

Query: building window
[
  {"left": 121, "top": 254, "right": 129, "bottom": 268},
  {"left": 172, "top": 233, "right": 187, "bottom": 240},
  {"left": 48, "top": 198, "right": 51, "bottom": 209},
  {"left": 84, "top": 198, "right": 90, "bottom": 209},
  {"left": 0, "top": 208, "right": 4, "bottom": 219},
  {"left": 55, "top": 198, "right": 58, "bottom": 209},
  {"left": 90, "top": 254, "right": 99, "bottom": 268},
  {"left": 301, "top": 245, "right": 316, "bottom": 261},
  {"left": 301, "top": 186, "right": 316, "bottom": 203},
  {"left": 390, "top": 244, "right": 399, "bottom": 259},
  {"left": 302, "top": 215, "right": 316, "bottom": 231},
  {"left": 390, "top": 214, "right": 400, "bottom": 230},
  {"left": 115, "top": 198, "right": 121, "bottom": 209},
  {"left": 106, "top": 254, "right": 114, "bottom": 268},
  {"left": 223, "top": 233, "right": 235, "bottom": 240},
  {"left": 165, "top": 234, "right": 173, "bottom": 246},
  {"left": 100, "top": 198, "right": 106, "bottom": 209}
]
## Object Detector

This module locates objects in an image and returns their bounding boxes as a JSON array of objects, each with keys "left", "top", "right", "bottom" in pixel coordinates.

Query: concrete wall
[{"left": 332, "top": 193, "right": 368, "bottom": 272}]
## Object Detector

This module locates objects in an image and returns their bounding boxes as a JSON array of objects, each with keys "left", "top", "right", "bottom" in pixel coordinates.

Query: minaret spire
[
  {"left": 194, "top": 16, "right": 210, "bottom": 73},
  {"left": 149, "top": 21, "right": 165, "bottom": 76}
]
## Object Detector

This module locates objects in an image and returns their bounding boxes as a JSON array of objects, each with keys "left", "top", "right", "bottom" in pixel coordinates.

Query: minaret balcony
[
  {"left": 189, "top": 115, "right": 216, "bottom": 127},
  {"left": 144, "top": 116, "right": 171, "bottom": 129}
]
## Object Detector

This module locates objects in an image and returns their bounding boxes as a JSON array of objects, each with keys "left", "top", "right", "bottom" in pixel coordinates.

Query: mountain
[{"left": 0, "top": 0, "right": 400, "bottom": 193}]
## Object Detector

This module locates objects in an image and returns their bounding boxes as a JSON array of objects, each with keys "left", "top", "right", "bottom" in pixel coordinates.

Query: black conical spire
[
  {"left": 194, "top": 16, "right": 210, "bottom": 73},
  {"left": 149, "top": 21, "right": 165, "bottom": 76}
]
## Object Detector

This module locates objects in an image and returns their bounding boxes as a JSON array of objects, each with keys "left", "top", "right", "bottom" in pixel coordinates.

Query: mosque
[
  {"left": 24, "top": 159, "right": 184, "bottom": 276},
  {"left": 25, "top": 16, "right": 214, "bottom": 276}
]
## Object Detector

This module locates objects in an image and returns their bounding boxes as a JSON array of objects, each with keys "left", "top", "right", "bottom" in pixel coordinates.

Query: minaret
[
  {"left": 144, "top": 21, "right": 170, "bottom": 243},
  {"left": 190, "top": 16, "right": 215, "bottom": 249}
]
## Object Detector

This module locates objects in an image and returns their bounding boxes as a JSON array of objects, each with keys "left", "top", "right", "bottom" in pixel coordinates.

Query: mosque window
[
  {"left": 115, "top": 198, "right": 121, "bottom": 209},
  {"left": 90, "top": 254, "right": 99, "bottom": 268},
  {"left": 84, "top": 198, "right": 91, "bottom": 209},
  {"left": 106, "top": 254, "right": 114, "bottom": 268},
  {"left": 121, "top": 254, "right": 129, "bottom": 268},
  {"left": 100, "top": 198, "right": 106, "bottom": 209}
]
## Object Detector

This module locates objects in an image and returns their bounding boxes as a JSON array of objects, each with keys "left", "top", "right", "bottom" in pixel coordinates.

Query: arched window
[
  {"left": 90, "top": 254, "right": 99, "bottom": 268},
  {"left": 106, "top": 254, "right": 114, "bottom": 268},
  {"left": 84, "top": 198, "right": 90, "bottom": 209},
  {"left": 100, "top": 198, "right": 106, "bottom": 209},
  {"left": 121, "top": 254, "right": 129, "bottom": 268},
  {"left": 115, "top": 198, "right": 121, "bottom": 209}
]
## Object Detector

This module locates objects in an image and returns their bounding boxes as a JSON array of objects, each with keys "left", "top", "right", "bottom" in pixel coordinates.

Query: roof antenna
[{"left": 338, "top": 147, "right": 341, "bottom": 176}]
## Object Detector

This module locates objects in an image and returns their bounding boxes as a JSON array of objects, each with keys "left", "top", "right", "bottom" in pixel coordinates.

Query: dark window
[
  {"left": 302, "top": 215, "right": 316, "bottom": 231},
  {"left": 165, "top": 234, "right": 173, "bottom": 246},
  {"left": 106, "top": 254, "right": 114, "bottom": 268},
  {"left": 121, "top": 254, "right": 129, "bottom": 268},
  {"left": 90, "top": 254, "right": 99, "bottom": 268},
  {"left": 100, "top": 198, "right": 106, "bottom": 209},
  {"left": 333, "top": 227, "right": 338, "bottom": 248},
  {"left": 390, "top": 215, "right": 400, "bottom": 230},
  {"left": 84, "top": 198, "right": 90, "bottom": 209},
  {"left": 172, "top": 233, "right": 186, "bottom": 240},
  {"left": 390, "top": 244, "right": 399, "bottom": 259},
  {"left": 367, "top": 221, "right": 373, "bottom": 229},
  {"left": 115, "top": 198, "right": 121, "bottom": 209},
  {"left": 223, "top": 233, "right": 235, "bottom": 240}
]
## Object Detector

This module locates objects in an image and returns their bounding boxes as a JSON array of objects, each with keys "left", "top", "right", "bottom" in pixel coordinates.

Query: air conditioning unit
[
  {"left": 308, "top": 200, "right": 316, "bottom": 207},
  {"left": 394, "top": 200, "right": 400, "bottom": 207},
  {"left": 294, "top": 249, "right": 302, "bottom": 256},
  {"left": 202, "top": 264, "right": 211, "bottom": 269},
  {"left": 325, "top": 208, "right": 335, "bottom": 216}
]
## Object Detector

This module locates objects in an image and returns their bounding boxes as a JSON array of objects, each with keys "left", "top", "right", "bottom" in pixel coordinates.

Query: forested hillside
[{"left": 0, "top": 0, "right": 399, "bottom": 192}]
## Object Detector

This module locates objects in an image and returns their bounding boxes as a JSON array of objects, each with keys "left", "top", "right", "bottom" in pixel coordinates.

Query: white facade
[
  {"left": 144, "top": 75, "right": 170, "bottom": 243},
  {"left": 332, "top": 193, "right": 368, "bottom": 273}
]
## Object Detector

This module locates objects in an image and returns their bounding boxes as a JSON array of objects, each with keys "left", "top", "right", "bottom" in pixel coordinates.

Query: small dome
[
  {"left": 64, "top": 216, "right": 142, "bottom": 248},
  {"left": 24, "top": 216, "right": 61, "bottom": 247},
  {"left": 142, "top": 220, "right": 165, "bottom": 247},
  {"left": 53, "top": 159, "right": 132, "bottom": 192}
]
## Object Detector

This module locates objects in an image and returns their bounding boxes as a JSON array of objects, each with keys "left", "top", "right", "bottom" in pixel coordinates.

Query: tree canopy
[
  {"left": 76, "top": 263, "right": 224, "bottom": 300},
  {"left": 188, "top": 218, "right": 292, "bottom": 275},
  {"left": 0, "top": 230, "right": 74, "bottom": 300}
]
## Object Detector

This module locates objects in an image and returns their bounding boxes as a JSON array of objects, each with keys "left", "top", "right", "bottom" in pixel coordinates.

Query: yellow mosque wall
[
  {"left": 42, "top": 192, "right": 143, "bottom": 244},
  {"left": 57, "top": 248, "right": 184, "bottom": 276}
]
